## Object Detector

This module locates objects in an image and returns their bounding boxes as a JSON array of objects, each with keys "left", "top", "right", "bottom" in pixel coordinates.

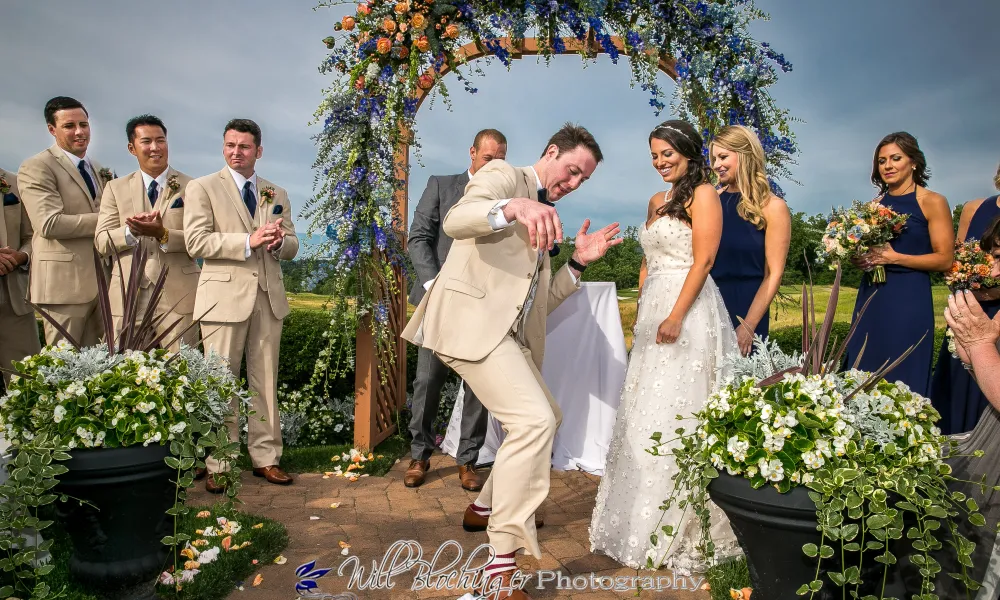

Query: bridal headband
[{"left": 651, "top": 124, "right": 692, "bottom": 142}]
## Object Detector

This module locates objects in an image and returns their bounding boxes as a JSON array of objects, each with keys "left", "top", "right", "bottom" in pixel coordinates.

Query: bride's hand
[{"left": 656, "top": 317, "right": 682, "bottom": 344}]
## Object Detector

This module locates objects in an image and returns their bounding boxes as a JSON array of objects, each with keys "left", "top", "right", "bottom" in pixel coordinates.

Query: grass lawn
[{"left": 237, "top": 434, "right": 409, "bottom": 476}]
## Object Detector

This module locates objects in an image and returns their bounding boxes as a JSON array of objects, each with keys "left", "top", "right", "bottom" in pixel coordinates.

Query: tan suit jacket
[
  {"left": 401, "top": 160, "right": 579, "bottom": 369},
  {"left": 17, "top": 145, "right": 106, "bottom": 305},
  {"left": 95, "top": 167, "right": 200, "bottom": 316},
  {"left": 0, "top": 168, "right": 32, "bottom": 315},
  {"left": 184, "top": 168, "right": 298, "bottom": 323}
]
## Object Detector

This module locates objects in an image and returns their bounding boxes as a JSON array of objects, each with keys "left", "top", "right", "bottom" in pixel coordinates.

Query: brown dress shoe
[
  {"left": 252, "top": 465, "right": 293, "bottom": 485},
  {"left": 205, "top": 474, "right": 226, "bottom": 494},
  {"left": 194, "top": 467, "right": 208, "bottom": 481},
  {"left": 458, "top": 463, "right": 484, "bottom": 491},
  {"left": 479, "top": 570, "right": 532, "bottom": 600},
  {"left": 462, "top": 505, "right": 543, "bottom": 532},
  {"left": 403, "top": 459, "right": 430, "bottom": 488}
]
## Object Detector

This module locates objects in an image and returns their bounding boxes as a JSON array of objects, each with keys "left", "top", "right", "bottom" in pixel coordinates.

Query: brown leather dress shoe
[
  {"left": 462, "top": 505, "right": 544, "bottom": 532},
  {"left": 205, "top": 474, "right": 226, "bottom": 494},
  {"left": 252, "top": 465, "right": 293, "bottom": 485},
  {"left": 479, "top": 570, "right": 532, "bottom": 600},
  {"left": 194, "top": 467, "right": 208, "bottom": 481},
  {"left": 458, "top": 463, "right": 484, "bottom": 491},
  {"left": 403, "top": 459, "right": 430, "bottom": 488}
]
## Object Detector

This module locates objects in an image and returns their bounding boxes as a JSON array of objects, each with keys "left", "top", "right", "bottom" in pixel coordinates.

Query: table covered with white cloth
[{"left": 440, "top": 282, "right": 628, "bottom": 475}]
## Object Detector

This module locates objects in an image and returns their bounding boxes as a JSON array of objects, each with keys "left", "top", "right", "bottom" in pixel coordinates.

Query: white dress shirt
[
  {"left": 61, "top": 148, "right": 97, "bottom": 191},
  {"left": 228, "top": 167, "right": 283, "bottom": 259}
]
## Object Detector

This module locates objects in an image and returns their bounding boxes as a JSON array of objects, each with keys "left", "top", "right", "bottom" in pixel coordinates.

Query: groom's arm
[{"left": 443, "top": 162, "right": 519, "bottom": 240}]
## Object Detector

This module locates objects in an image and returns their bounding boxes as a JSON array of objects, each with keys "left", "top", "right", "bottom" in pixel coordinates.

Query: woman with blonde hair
[
  {"left": 709, "top": 125, "right": 791, "bottom": 355},
  {"left": 930, "top": 162, "right": 1000, "bottom": 434}
]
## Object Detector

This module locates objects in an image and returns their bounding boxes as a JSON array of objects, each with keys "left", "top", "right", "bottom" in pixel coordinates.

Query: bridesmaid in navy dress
[
  {"left": 709, "top": 125, "right": 791, "bottom": 355},
  {"left": 930, "top": 165, "right": 1000, "bottom": 433},
  {"left": 844, "top": 132, "right": 955, "bottom": 397}
]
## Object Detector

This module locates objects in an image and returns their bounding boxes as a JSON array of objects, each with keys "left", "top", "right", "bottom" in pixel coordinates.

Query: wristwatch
[{"left": 568, "top": 257, "right": 587, "bottom": 272}]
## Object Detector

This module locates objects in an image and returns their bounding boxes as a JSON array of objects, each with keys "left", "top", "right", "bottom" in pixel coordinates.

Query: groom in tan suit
[
  {"left": 402, "top": 124, "right": 621, "bottom": 599},
  {"left": 185, "top": 119, "right": 298, "bottom": 492},
  {"left": 18, "top": 96, "right": 110, "bottom": 346},
  {"left": 0, "top": 167, "right": 41, "bottom": 384},
  {"left": 95, "top": 115, "right": 199, "bottom": 350}
]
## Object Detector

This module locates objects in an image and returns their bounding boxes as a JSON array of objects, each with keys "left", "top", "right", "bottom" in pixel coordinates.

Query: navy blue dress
[
  {"left": 712, "top": 190, "right": 769, "bottom": 339},
  {"left": 930, "top": 196, "right": 1000, "bottom": 434},
  {"left": 844, "top": 191, "right": 935, "bottom": 397}
]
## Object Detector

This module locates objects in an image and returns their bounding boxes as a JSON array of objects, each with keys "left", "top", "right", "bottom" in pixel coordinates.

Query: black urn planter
[
  {"left": 54, "top": 444, "right": 175, "bottom": 594},
  {"left": 707, "top": 472, "right": 917, "bottom": 599}
]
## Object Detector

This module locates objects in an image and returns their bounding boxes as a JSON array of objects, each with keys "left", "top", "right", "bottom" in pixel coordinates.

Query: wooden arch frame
[{"left": 353, "top": 34, "right": 677, "bottom": 449}]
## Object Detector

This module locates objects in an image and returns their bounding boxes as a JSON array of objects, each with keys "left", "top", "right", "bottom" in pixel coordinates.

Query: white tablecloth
[{"left": 440, "top": 282, "right": 628, "bottom": 475}]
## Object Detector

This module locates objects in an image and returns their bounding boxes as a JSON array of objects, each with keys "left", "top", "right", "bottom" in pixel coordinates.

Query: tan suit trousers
[
  {"left": 438, "top": 335, "right": 562, "bottom": 558},
  {"left": 37, "top": 299, "right": 103, "bottom": 347},
  {"left": 202, "top": 287, "right": 283, "bottom": 472},
  {"left": 113, "top": 286, "right": 196, "bottom": 353},
  {"left": 0, "top": 283, "right": 41, "bottom": 385}
]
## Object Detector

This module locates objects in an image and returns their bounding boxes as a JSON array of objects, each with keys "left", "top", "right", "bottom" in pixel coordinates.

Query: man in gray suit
[{"left": 405, "top": 129, "right": 507, "bottom": 491}]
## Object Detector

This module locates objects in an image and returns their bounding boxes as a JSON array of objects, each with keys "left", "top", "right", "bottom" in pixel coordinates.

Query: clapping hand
[
  {"left": 126, "top": 211, "right": 166, "bottom": 239},
  {"left": 250, "top": 218, "right": 285, "bottom": 251},
  {"left": 945, "top": 290, "right": 1000, "bottom": 352},
  {"left": 571, "top": 219, "right": 622, "bottom": 265},
  {"left": 0, "top": 246, "right": 24, "bottom": 275}
]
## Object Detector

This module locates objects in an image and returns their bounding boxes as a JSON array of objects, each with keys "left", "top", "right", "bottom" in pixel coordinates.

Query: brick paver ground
[{"left": 189, "top": 454, "right": 712, "bottom": 600}]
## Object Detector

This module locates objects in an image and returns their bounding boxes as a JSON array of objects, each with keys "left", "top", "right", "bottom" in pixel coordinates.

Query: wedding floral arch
[{"left": 309, "top": 0, "right": 798, "bottom": 448}]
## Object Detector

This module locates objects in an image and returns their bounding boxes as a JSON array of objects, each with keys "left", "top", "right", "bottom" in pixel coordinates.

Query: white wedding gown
[{"left": 589, "top": 215, "right": 742, "bottom": 572}]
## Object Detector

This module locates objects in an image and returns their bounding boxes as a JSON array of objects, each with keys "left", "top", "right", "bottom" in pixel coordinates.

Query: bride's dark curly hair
[{"left": 648, "top": 120, "right": 712, "bottom": 226}]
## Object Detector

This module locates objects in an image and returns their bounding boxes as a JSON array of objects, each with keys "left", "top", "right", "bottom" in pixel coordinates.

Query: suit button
[
  {"left": 516, "top": 305, "right": 522, "bottom": 310},
  {"left": 527, "top": 273, "right": 532, "bottom": 278},
  {"left": 252, "top": 272, "right": 258, "bottom": 277}
]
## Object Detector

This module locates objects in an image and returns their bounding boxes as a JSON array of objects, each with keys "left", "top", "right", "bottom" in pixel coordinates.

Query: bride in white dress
[{"left": 590, "top": 120, "right": 741, "bottom": 573}]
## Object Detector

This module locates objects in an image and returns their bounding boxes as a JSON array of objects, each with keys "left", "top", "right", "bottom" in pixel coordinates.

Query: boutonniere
[
  {"left": 260, "top": 186, "right": 276, "bottom": 205},
  {"left": 98, "top": 167, "right": 116, "bottom": 182},
  {"left": 0, "top": 174, "right": 9, "bottom": 195},
  {"left": 167, "top": 174, "right": 180, "bottom": 193}
]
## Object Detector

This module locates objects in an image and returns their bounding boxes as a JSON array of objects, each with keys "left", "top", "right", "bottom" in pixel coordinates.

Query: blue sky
[{"left": 1, "top": 1, "right": 997, "bottom": 253}]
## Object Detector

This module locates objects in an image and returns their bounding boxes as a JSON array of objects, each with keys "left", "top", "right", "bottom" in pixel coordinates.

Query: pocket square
[
  {"left": 549, "top": 243, "right": 560, "bottom": 257},
  {"left": 170, "top": 197, "right": 183, "bottom": 209},
  {"left": 2, "top": 193, "right": 19, "bottom": 206},
  {"left": 272, "top": 204, "right": 283, "bottom": 215}
]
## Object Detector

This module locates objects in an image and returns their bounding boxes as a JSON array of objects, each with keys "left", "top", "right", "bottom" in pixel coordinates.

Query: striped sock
[
  {"left": 484, "top": 550, "right": 517, "bottom": 578},
  {"left": 469, "top": 501, "right": 492, "bottom": 517}
]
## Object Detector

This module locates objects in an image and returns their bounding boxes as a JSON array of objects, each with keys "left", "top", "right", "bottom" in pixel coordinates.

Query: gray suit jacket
[{"left": 407, "top": 171, "right": 469, "bottom": 305}]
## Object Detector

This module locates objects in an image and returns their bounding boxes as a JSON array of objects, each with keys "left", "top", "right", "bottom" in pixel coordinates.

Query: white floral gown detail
[{"left": 589, "top": 216, "right": 742, "bottom": 572}]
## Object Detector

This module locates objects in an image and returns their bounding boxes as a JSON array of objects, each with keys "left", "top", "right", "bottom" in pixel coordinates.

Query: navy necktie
[
  {"left": 147, "top": 180, "right": 159, "bottom": 207},
  {"left": 243, "top": 181, "right": 256, "bottom": 219},
  {"left": 537, "top": 188, "right": 560, "bottom": 256},
  {"left": 78, "top": 160, "right": 96, "bottom": 199}
]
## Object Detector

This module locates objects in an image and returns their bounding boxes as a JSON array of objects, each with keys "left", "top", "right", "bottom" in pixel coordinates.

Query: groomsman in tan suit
[
  {"left": 0, "top": 167, "right": 41, "bottom": 384},
  {"left": 18, "top": 96, "right": 110, "bottom": 346},
  {"left": 185, "top": 119, "right": 298, "bottom": 492},
  {"left": 95, "top": 115, "right": 199, "bottom": 350},
  {"left": 402, "top": 124, "right": 621, "bottom": 599}
]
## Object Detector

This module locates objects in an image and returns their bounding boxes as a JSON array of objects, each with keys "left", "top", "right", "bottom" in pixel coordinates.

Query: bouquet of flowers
[
  {"left": 816, "top": 200, "right": 909, "bottom": 283},
  {"left": 944, "top": 239, "right": 1000, "bottom": 291}
]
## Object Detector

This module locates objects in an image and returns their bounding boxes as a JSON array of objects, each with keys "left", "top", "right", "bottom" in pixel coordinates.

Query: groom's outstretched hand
[{"left": 571, "top": 219, "right": 622, "bottom": 266}]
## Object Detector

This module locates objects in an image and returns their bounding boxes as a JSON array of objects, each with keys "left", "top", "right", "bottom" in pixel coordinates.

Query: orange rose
[
  {"left": 383, "top": 18, "right": 397, "bottom": 33},
  {"left": 410, "top": 13, "right": 426, "bottom": 29},
  {"left": 395, "top": 32, "right": 404, "bottom": 42},
  {"left": 417, "top": 73, "right": 435, "bottom": 89},
  {"left": 354, "top": 75, "right": 366, "bottom": 89},
  {"left": 357, "top": 3, "right": 371, "bottom": 15},
  {"left": 414, "top": 35, "right": 430, "bottom": 52},
  {"left": 376, "top": 37, "right": 392, "bottom": 54},
  {"left": 444, "top": 23, "right": 459, "bottom": 38},
  {"left": 395, "top": 45, "right": 409, "bottom": 59},
  {"left": 394, "top": 1, "right": 409, "bottom": 14},
  {"left": 342, "top": 16, "right": 356, "bottom": 30}
]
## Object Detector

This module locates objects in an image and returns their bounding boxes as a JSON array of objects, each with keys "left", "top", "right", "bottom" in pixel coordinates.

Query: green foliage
[
  {"left": 705, "top": 556, "right": 751, "bottom": 600},
  {"left": 551, "top": 226, "right": 645, "bottom": 289}
]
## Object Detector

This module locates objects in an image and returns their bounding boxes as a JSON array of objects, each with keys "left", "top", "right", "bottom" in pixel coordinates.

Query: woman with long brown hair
[
  {"left": 709, "top": 125, "right": 791, "bottom": 355},
  {"left": 843, "top": 132, "right": 954, "bottom": 397}
]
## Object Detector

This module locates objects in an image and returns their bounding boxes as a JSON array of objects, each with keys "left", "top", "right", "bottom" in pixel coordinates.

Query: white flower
[
  {"left": 198, "top": 546, "right": 220, "bottom": 565},
  {"left": 758, "top": 457, "right": 784, "bottom": 482},
  {"left": 783, "top": 413, "right": 798, "bottom": 427},
  {"left": 169, "top": 422, "right": 187, "bottom": 434},
  {"left": 759, "top": 404, "right": 773, "bottom": 422},
  {"left": 710, "top": 453, "right": 723, "bottom": 468},
  {"left": 334, "top": 423, "right": 344, "bottom": 433},
  {"left": 53, "top": 405, "right": 66, "bottom": 423},
  {"left": 802, "top": 450, "right": 825, "bottom": 470},
  {"left": 727, "top": 436, "right": 749, "bottom": 462}
]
